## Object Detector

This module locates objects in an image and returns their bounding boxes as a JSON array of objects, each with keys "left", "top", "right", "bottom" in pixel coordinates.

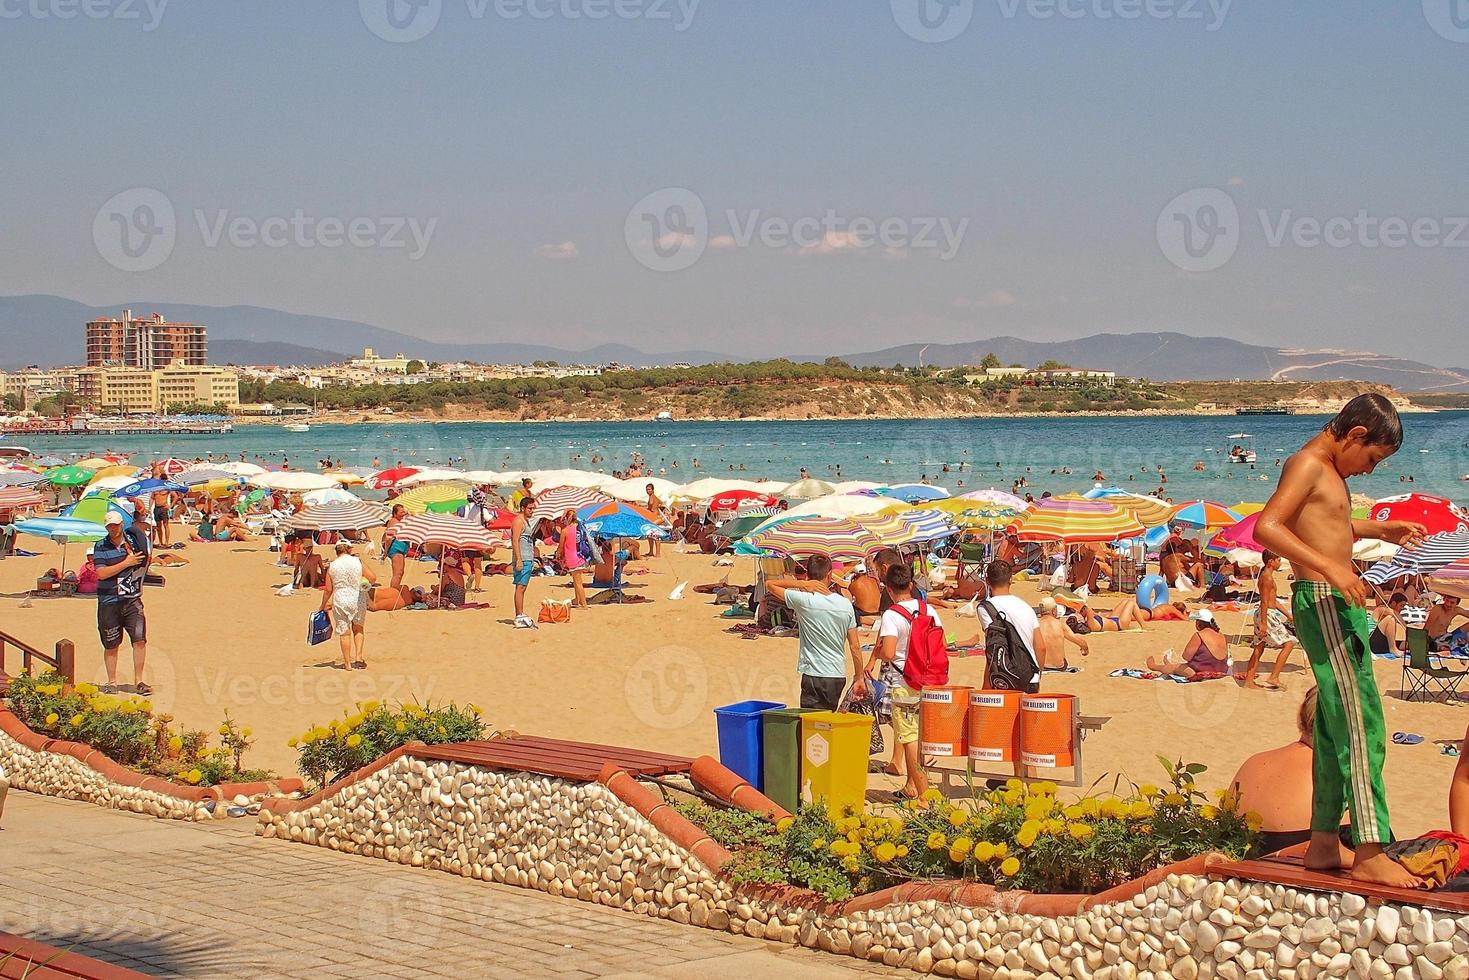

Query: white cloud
[{"left": 533, "top": 241, "right": 579, "bottom": 259}]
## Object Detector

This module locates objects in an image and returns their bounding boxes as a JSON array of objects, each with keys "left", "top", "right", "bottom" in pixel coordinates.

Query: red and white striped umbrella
[
  {"left": 152, "top": 458, "right": 190, "bottom": 477},
  {"left": 367, "top": 466, "right": 422, "bottom": 490},
  {"left": 392, "top": 513, "right": 499, "bottom": 552},
  {"left": 0, "top": 487, "right": 45, "bottom": 509},
  {"left": 534, "top": 485, "right": 611, "bottom": 514}
]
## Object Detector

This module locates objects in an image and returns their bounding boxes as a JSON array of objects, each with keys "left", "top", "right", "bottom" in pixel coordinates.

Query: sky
[{"left": 1, "top": 1, "right": 1467, "bottom": 358}]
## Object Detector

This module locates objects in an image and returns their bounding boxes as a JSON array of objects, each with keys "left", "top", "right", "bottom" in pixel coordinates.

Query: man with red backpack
[{"left": 875, "top": 563, "right": 947, "bottom": 803}]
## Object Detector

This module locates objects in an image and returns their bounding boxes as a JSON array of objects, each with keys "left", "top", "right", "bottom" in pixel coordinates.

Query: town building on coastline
[{"left": 85, "top": 309, "right": 207, "bottom": 369}]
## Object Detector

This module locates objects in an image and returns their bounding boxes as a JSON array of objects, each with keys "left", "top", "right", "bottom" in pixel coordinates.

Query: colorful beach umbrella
[
  {"left": 869, "top": 508, "right": 956, "bottom": 545},
  {"left": 392, "top": 513, "right": 499, "bottom": 552},
  {"left": 115, "top": 478, "right": 188, "bottom": 498},
  {"left": 1213, "top": 512, "right": 1263, "bottom": 553},
  {"left": 15, "top": 516, "right": 109, "bottom": 542},
  {"left": 1233, "top": 502, "right": 1267, "bottom": 516},
  {"left": 577, "top": 501, "right": 669, "bottom": 539},
  {"left": 1364, "top": 531, "right": 1469, "bottom": 585},
  {"left": 1169, "top": 500, "right": 1242, "bottom": 530},
  {"left": 743, "top": 515, "right": 883, "bottom": 561},
  {"left": 1368, "top": 494, "right": 1469, "bottom": 537},
  {"left": 285, "top": 501, "right": 389, "bottom": 533},
  {"left": 398, "top": 468, "right": 468, "bottom": 487},
  {"left": 877, "top": 483, "right": 952, "bottom": 504},
  {"left": 367, "top": 466, "right": 421, "bottom": 490},
  {"left": 151, "top": 458, "right": 190, "bottom": 477},
  {"left": 0, "top": 487, "right": 45, "bottom": 510},
  {"left": 956, "top": 489, "right": 1030, "bottom": 511},
  {"left": 45, "top": 465, "right": 95, "bottom": 486},
  {"left": 74, "top": 457, "right": 117, "bottom": 470},
  {"left": 301, "top": 487, "right": 360, "bottom": 507},
  {"left": 217, "top": 461, "right": 267, "bottom": 477},
  {"left": 394, "top": 481, "right": 472, "bottom": 515},
  {"left": 0, "top": 470, "right": 48, "bottom": 488},
  {"left": 254, "top": 471, "right": 339, "bottom": 492},
  {"left": 535, "top": 485, "right": 612, "bottom": 514},
  {"left": 708, "top": 489, "right": 777, "bottom": 514},
  {"left": 178, "top": 468, "right": 240, "bottom": 486},
  {"left": 1007, "top": 497, "right": 1144, "bottom": 544},
  {"left": 781, "top": 478, "right": 838, "bottom": 500},
  {"left": 1429, "top": 559, "right": 1469, "bottom": 599},
  {"left": 34, "top": 456, "right": 65, "bottom": 468}
]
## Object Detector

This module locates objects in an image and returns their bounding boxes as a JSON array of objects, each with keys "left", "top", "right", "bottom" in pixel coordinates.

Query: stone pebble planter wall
[
  {"left": 257, "top": 745, "right": 1469, "bottom": 979},
  {"left": 0, "top": 708, "right": 304, "bottom": 820}
]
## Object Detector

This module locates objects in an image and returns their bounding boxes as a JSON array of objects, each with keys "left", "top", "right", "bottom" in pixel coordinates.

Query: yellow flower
[
  {"left": 1199, "top": 805, "right": 1219, "bottom": 821},
  {"left": 1245, "top": 811, "right": 1263, "bottom": 833},
  {"left": 241, "top": 727, "right": 252, "bottom": 738},
  {"left": 992, "top": 842, "right": 1008, "bottom": 859},
  {"left": 926, "top": 832, "right": 948, "bottom": 851},
  {"left": 811, "top": 838, "right": 826, "bottom": 850},
  {"left": 776, "top": 817, "right": 794, "bottom": 834},
  {"left": 75, "top": 683, "right": 98, "bottom": 696},
  {"left": 1080, "top": 798, "right": 1100, "bottom": 818},
  {"left": 168, "top": 735, "right": 183, "bottom": 752},
  {"left": 395, "top": 721, "right": 406, "bottom": 733},
  {"left": 1016, "top": 820, "right": 1040, "bottom": 849},
  {"left": 69, "top": 714, "right": 83, "bottom": 727},
  {"left": 1129, "top": 801, "right": 1154, "bottom": 820},
  {"left": 1063, "top": 805, "right": 1085, "bottom": 821},
  {"left": 1033, "top": 781, "right": 1058, "bottom": 796},
  {"left": 466, "top": 703, "right": 480, "bottom": 715},
  {"left": 218, "top": 724, "right": 230, "bottom": 736},
  {"left": 888, "top": 817, "right": 904, "bottom": 836},
  {"left": 1099, "top": 798, "right": 1126, "bottom": 820},
  {"left": 841, "top": 856, "right": 860, "bottom": 873},
  {"left": 1045, "top": 819, "right": 1065, "bottom": 836},
  {"left": 948, "top": 836, "right": 973, "bottom": 862},
  {"left": 137, "top": 700, "right": 151, "bottom": 713},
  {"left": 346, "top": 734, "right": 363, "bottom": 748},
  {"left": 872, "top": 842, "right": 898, "bottom": 863},
  {"left": 362, "top": 700, "right": 381, "bottom": 712},
  {"left": 896, "top": 845, "right": 908, "bottom": 857},
  {"left": 1138, "top": 784, "right": 1159, "bottom": 798},
  {"left": 972, "top": 841, "right": 996, "bottom": 863},
  {"left": 947, "top": 809, "right": 968, "bottom": 829},
  {"left": 44, "top": 713, "right": 59, "bottom": 726},
  {"left": 1161, "top": 792, "right": 1187, "bottom": 807},
  {"left": 921, "top": 788, "right": 944, "bottom": 802},
  {"left": 287, "top": 737, "right": 299, "bottom": 748},
  {"left": 1005, "top": 777, "right": 1024, "bottom": 791},
  {"left": 1002, "top": 789, "right": 1024, "bottom": 806},
  {"left": 184, "top": 768, "right": 202, "bottom": 784},
  {"left": 1068, "top": 823, "right": 1095, "bottom": 842},
  {"left": 999, "top": 856, "right": 1021, "bottom": 877}
]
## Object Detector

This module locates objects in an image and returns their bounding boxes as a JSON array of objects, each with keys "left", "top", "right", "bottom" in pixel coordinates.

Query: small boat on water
[
  {"left": 1227, "top": 433, "right": 1257, "bottom": 464},
  {"left": 283, "top": 422, "right": 310, "bottom": 433}
]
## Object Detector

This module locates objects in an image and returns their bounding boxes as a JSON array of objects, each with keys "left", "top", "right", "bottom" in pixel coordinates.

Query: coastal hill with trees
[{"left": 230, "top": 359, "right": 1416, "bottom": 424}]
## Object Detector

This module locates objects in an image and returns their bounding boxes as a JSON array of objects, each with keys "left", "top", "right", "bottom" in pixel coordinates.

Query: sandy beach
[{"left": 4, "top": 532, "right": 1463, "bottom": 837}]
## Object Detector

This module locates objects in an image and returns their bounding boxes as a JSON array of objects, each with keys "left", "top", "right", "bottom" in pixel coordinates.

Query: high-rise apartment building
[{"left": 85, "top": 309, "right": 207, "bottom": 368}]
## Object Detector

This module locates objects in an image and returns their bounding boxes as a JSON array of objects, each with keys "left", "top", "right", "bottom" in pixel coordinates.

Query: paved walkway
[{"left": 2, "top": 793, "right": 900, "bottom": 979}]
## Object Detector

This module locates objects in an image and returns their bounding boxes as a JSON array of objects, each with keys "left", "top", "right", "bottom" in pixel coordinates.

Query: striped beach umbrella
[
  {"left": 1007, "top": 497, "right": 1144, "bottom": 544},
  {"left": 869, "top": 508, "right": 957, "bottom": 545},
  {"left": 286, "top": 501, "right": 390, "bottom": 533},
  {"left": 744, "top": 515, "right": 884, "bottom": 561},
  {"left": 956, "top": 489, "right": 1030, "bottom": 511},
  {"left": 393, "top": 513, "right": 499, "bottom": 552},
  {"left": 1169, "top": 500, "right": 1242, "bottom": 530},
  {"left": 0, "top": 470, "right": 48, "bottom": 488},
  {"left": 877, "top": 483, "right": 952, "bottom": 504},
  {"left": 0, "top": 487, "right": 45, "bottom": 509},
  {"left": 394, "top": 481, "right": 472, "bottom": 514},
  {"left": 1429, "top": 559, "right": 1469, "bottom": 599},
  {"left": 535, "top": 485, "right": 611, "bottom": 514},
  {"left": 1368, "top": 493, "right": 1469, "bottom": 536},
  {"left": 1098, "top": 494, "right": 1173, "bottom": 528},
  {"left": 1364, "top": 532, "right": 1469, "bottom": 585},
  {"left": 178, "top": 468, "right": 240, "bottom": 486}
]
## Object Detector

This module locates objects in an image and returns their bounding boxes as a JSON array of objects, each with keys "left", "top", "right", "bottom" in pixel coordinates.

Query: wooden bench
[
  {"left": 412, "top": 735, "right": 694, "bottom": 782},
  {"left": 0, "top": 932, "right": 148, "bottom": 979}
]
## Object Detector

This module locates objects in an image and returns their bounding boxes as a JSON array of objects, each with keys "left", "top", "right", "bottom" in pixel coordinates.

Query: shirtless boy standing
[{"left": 1256, "top": 394, "right": 1427, "bottom": 886}]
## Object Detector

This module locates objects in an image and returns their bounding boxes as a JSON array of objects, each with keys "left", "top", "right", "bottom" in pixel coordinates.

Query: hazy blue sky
[{"left": 2, "top": 1, "right": 1466, "bottom": 356}]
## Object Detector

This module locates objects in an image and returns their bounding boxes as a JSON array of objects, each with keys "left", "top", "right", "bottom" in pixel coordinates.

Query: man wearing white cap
[{"left": 93, "top": 511, "right": 152, "bottom": 694}]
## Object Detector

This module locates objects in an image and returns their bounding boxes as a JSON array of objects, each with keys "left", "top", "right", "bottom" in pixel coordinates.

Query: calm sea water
[{"left": 9, "top": 413, "right": 1469, "bottom": 504}]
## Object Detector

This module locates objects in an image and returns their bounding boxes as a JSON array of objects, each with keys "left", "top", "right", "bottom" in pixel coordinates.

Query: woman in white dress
[{"left": 322, "top": 541, "right": 376, "bottom": 670}]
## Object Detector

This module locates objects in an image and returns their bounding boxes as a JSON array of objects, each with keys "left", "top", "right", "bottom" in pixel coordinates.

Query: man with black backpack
[
  {"left": 874, "top": 563, "right": 947, "bottom": 803},
  {"left": 978, "top": 560, "right": 1041, "bottom": 694}
]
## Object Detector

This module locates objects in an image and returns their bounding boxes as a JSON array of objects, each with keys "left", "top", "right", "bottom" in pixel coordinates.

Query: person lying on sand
[
  {"left": 1232, "top": 687, "right": 1354, "bottom": 862},
  {"left": 367, "top": 585, "right": 424, "bottom": 611},
  {"left": 1145, "top": 609, "right": 1230, "bottom": 677},
  {"left": 1066, "top": 600, "right": 1143, "bottom": 633}
]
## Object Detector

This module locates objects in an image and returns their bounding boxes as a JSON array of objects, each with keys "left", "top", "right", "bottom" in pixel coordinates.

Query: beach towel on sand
[{"left": 1108, "top": 668, "right": 1226, "bottom": 684}]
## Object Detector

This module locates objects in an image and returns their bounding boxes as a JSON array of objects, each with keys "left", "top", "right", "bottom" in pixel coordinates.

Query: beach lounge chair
[
  {"left": 953, "top": 541, "right": 987, "bottom": 600},
  {"left": 1401, "top": 627, "right": 1468, "bottom": 702}
]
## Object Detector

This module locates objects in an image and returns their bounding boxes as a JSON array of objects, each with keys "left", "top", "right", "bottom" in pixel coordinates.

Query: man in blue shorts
[{"left": 511, "top": 496, "right": 539, "bottom": 629}]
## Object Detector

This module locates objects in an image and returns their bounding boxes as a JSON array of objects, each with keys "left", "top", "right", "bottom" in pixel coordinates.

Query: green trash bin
[{"left": 761, "top": 707, "right": 816, "bottom": 814}]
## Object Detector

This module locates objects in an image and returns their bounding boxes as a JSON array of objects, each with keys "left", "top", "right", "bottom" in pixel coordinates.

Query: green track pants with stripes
[{"left": 1291, "top": 581, "right": 1391, "bottom": 845}]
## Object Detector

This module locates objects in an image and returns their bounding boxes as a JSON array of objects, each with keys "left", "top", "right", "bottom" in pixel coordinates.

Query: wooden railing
[{"left": 0, "top": 630, "right": 75, "bottom": 687}]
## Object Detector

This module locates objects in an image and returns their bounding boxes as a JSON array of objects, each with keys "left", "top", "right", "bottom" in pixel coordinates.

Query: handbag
[
  {"left": 538, "top": 598, "right": 571, "bottom": 624},
  {"left": 839, "top": 680, "right": 885, "bottom": 756},
  {"left": 308, "top": 610, "right": 332, "bottom": 645}
]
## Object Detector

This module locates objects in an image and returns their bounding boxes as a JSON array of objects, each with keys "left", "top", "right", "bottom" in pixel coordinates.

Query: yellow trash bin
[{"left": 799, "top": 711, "right": 873, "bottom": 817}]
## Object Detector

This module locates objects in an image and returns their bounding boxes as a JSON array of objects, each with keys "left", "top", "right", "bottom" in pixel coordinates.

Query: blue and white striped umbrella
[
  {"left": 1363, "top": 531, "right": 1469, "bottom": 585},
  {"left": 889, "top": 508, "right": 958, "bottom": 544}
]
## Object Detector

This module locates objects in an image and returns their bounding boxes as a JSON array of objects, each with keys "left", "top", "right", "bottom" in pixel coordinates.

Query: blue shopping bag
[{"left": 308, "top": 610, "right": 331, "bottom": 645}]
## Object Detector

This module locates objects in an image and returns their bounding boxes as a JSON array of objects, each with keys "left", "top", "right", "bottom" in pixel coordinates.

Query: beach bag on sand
[
  {"left": 892, "top": 600, "right": 949, "bottom": 691},
  {"left": 839, "top": 682, "right": 885, "bottom": 755},
  {"left": 538, "top": 598, "right": 572, "bottom": 624},
  {"left": 981, "top": 600, "right": 1039, "bottom": 693},
  {"left": 308, "top": 610, "right": 331, "bottom": 646}
]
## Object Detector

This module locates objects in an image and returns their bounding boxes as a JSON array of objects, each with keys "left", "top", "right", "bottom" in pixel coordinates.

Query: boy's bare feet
[
  {"left": 1350, "top": 846, "right": 1423, "bottom": 889},
  {"left": 1303, "top": 834, "right": 1346, "bottom": 872}
]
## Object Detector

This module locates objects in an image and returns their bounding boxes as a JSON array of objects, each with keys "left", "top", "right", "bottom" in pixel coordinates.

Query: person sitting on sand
[
  {"left": 1368, "top": 592, "right": 1409, "bottom": 656},
  {"left": 436, "top": 547, "right": 470, "bottom": 607},
  {"left": 1428, "top": 594, "right": 1467, "bottom": 650},
  {"left": 1036, "top": 596, "right": 1088, "bottom": 669},
  {"left": 1160, "top": 528, "right": 1206, "bottom": 587},
  {"left": 295, "top": 546, "right": 325, "bottom": 589},
  {"left": 1068, "top": 544, "right": 1106, "bottom": 593},
  {"left": 1145, "top": 609, "right": 1231, "bottom": 677},
  {"left": 1231, "top": 688, "right": 1354, "bottom": 862}
]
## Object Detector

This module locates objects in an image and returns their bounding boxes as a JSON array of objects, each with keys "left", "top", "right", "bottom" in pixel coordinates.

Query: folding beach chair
[
  {"left": 953, "top": 541, "right": 987, "bottom": 600},
  {"left": 1401, "top": 627, "right": 1468, "bottom": 702}
]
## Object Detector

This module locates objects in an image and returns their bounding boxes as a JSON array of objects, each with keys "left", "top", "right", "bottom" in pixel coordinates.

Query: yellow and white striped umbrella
[{"left": 1008, "top": 497, "right": 1144, "bottom": 544}]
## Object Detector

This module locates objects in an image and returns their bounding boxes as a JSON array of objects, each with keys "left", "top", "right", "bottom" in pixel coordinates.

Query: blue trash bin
[{"left": 713, "top": 699, "right": 785, "bottom": 790}]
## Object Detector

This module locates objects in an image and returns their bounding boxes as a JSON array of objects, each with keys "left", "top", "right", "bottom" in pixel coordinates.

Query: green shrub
[{"left": 291, "top": 700, "right": 485, "bottom": 787}]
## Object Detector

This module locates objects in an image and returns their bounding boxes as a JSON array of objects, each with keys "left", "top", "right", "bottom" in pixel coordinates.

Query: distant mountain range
[
  {"left": 2, "top": 295, "right": 1465, "bottom": 391},
  {"left": 0, "top": 295, "right": 728, "bottom": 370}
]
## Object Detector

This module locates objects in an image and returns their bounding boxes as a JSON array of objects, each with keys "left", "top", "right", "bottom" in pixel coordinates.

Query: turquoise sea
[{"left": 8, "top": 413, "right": 1469, "bottom": 504}]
